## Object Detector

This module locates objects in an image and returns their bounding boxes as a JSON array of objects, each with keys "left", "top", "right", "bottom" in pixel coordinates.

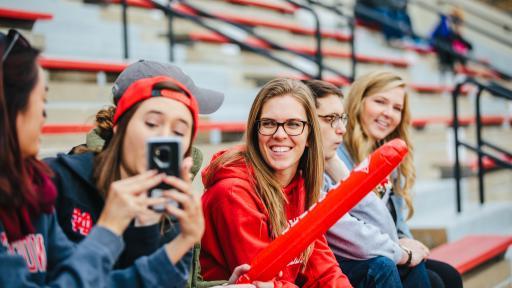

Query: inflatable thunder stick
[{"left": 237, "top": 138, "right": 408, "bottom": 283}]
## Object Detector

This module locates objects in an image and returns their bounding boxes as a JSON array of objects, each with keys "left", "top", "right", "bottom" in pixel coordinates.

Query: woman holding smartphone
[
  {"left": 0, "top": 29, "right": 155, "bottom": 287},
  {"left": 45, "top": 61, "right": 211, "bottom": 287},
  {"left": 200, "top": 78, "right": 352, "bottom": 287},
  {"left": 331, "top": 71, "right": 462, "bottom": 288}
]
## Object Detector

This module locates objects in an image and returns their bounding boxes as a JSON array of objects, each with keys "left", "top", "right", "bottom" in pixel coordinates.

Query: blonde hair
[
  {"left": 344, "top": 71, "right": 415, "bottom": 219},
  {"left": 204, "top": 78, "right": 324, "bottom": 265}
]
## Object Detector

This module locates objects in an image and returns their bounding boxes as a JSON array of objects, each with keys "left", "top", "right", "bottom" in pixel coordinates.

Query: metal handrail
[
  {"left": 121, "top": 0, "right": 129, "bottom": 59},
  {"left": 167, "top": 0, "right": 349, "bottom": 80},
  {"left": 451, "top": 77, "right": 512, "bottom": 212},
  {"left": 150, "top": 0, "right": 317, "bottom": 78},
  {"left": 111, "top": 0, "right": 350, "bottom": 81},
  {"left": 176, "top": 0, "right": 350, "bottom": 79},
  {"left": 304, "top": 0, "right": 356, "bottom": 81},
  {"left": 284, "top": 0, "right": 323, "bottom": 79}
]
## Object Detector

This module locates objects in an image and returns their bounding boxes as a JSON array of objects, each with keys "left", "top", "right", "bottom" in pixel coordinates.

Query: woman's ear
[{"left": 113, "top": 125, "right": 117, "bottom": 133}]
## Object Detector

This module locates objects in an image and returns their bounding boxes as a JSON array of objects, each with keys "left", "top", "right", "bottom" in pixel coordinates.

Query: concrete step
[{"left": 410, "top": 176, "right": 512, "bottom": 248}]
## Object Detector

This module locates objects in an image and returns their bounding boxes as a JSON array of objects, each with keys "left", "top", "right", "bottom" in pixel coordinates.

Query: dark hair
[
  {"left": 93, "top": 104, "right": 139, "bottom": 198},
  {"left": 0, "top": 30, "right": 45, "bottom": 210},
  {"left": 302, "top": 79, "right": 344, "bottom": 108}
]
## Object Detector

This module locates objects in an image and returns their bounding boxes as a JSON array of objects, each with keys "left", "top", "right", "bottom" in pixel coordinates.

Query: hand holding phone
[{"left": 147, "top": 136, "right": 182, "bottom": 212}]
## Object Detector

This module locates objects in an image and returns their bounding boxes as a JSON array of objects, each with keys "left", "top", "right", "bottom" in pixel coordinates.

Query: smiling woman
[
  {"left": 332, "top": 71, "right": 463, "bottom": 288},
  {"left": 200, "top": 78, "right": 352, "bottom": 287}
]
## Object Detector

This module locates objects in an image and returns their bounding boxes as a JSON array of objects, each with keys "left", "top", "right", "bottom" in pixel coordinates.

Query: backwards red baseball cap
[
  {"left": 113, "top": 75, "right": 199, "bottom": 140},
  {"left": 113, "top": 60, "right": 224, "bottom": 114}
]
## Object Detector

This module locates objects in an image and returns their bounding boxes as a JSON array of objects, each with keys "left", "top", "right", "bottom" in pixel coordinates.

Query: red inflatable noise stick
[{"left": 236, "top": 138, "right": 408, "bottom": 284}]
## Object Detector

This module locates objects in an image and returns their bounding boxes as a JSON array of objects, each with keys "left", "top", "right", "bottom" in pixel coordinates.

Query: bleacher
[{"left": 2, "top": 0, "right": 511, "bottom": 286}]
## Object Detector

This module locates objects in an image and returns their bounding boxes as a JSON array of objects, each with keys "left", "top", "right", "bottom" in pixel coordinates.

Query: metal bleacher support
[{"left": 451, "top": 77, "right": 512, "bottom": 213}]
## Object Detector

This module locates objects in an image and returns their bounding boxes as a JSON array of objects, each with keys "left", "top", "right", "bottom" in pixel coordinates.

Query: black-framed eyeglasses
[
  {"left": 257, "top": 119, "right": 308, "bottom": 136},
  {"left": 318, "top": 113, "right": 348, "bottom": 129},
  {"left": 1, "top": 29, "right": 31, "bottom": 64}
]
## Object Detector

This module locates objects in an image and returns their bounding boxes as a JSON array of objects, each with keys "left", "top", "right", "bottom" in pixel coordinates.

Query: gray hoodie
[{"left": 322, "top": 144, "right": 405, "bottom": 264}]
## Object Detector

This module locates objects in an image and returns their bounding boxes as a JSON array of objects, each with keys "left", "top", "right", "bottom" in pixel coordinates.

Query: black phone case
[{"left": 146, "top": 137, "right": 182, "bottom": 212}]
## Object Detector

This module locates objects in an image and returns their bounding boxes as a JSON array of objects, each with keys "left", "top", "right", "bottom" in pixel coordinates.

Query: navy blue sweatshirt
[
  {"left": 0, "top": 212, "right": 124, "bottom": 287},
  {"left": 45, "top": 152, "right": 191, "bottom": 287}
]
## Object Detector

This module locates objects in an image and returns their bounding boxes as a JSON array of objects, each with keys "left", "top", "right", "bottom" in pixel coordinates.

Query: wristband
[{"left": 401, "top": 245, "right": 412, "bottom": 266}]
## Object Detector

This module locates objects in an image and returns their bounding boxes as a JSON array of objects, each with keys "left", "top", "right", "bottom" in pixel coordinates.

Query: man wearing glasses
[
  {"left": 303, "top": 79, "right": 403, "bottom": 288},
  {"left": 302, "top": 80, "right": 350, "bottom": 187}
]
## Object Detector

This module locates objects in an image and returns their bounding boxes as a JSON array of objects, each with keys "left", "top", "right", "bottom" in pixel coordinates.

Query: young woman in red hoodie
[{"left": 200, "top": 78, "right": 352, "bottom": 287}]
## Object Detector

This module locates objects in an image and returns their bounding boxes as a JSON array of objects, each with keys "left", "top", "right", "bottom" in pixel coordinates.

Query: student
[
  {"left": 200, "top": 78, "right": 352, "bottom": 287},
  {"left": 304, "top": 79, "right": 406, "bottom": 288},
  {"left": 332, "top": 71, "right": 462, "bottom": 288},
  {"left": 355, "top": 0, "right": 415, "bottom": 43},
  {"left": 0, "top": 29, "right": 153, "bottom": 287},
  {"left": 45, "top": 60, "right": 219, "bottom": 287},
  {"left": 430, "top": 8, "right": 473, "bottom": 73}
]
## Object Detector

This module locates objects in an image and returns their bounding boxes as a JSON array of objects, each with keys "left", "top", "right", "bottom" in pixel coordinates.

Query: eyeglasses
[
  {"left": 318, "top": 113, "right": 348, "bottom": 129},
  {"left": 257, "top": 119, "right": 308, "bottom": 136},
  {"left": 1, "top": 29, "right": 30, "bottom": 64}
]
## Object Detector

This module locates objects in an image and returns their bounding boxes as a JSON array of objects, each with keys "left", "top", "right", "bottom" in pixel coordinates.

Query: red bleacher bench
[
  {"left": 43, "top": 115, "right": 511, "bottom": 135},
  {"left": 174, "top": 4, "right": 352, "bottom": 42},
  {"left": 467, "top": 155, "right": 512, "bottom": 172},
  {"left": 409, "top": 84, "right": 472, "bottom": 95},
  {"left": 110, "top": 0, "right": 299, "bottom": 16},
  {"left": 39, "top": 57, "right": 129, "bottom": 73},
  {"left": 108, "top": 0, "right": 154, "bottom": 9},
  {"left": 107, "top": 0, "right": 351, "bottom": 43},
  {"left": 455, "top": 65, "right": 501, "bottom": 81},
  {"left": 411, "top": 115, "right": 509, "bottom": 130},
  {"left": 0, "top": 7, "right": 53, "bottom": 22},
  {"left": 429, "top": 235, "right": 512, "bottom": 274},
  {"left": 0, "top": 7, "right": 52, "bottom": 29},
  {"left": 42, "top": 122, "right": 247, "bottom": 135},
  {"left": 42, "top": 124, "right": 94, "bottom": 135},
  {"left": 286, "top": 75, "right": 475, "bottom": 95},
  {"left": 223, "top": 0, "right": 298, "bottom": 15},
  {"left": 284, "top": 75, "right": 351, "bottom": 87},
  {"left": 188, "top": 31, "right": 407, "bottom": 68}
]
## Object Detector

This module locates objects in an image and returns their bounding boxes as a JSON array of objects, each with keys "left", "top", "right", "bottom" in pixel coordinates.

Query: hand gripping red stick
[{"left": 237, "top": 138, "right": 408, "bottom": 283}]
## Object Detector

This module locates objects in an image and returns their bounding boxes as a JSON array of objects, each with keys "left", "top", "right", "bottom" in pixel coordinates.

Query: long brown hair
[
  {"left": 204, "top": 78, "right": 324, "bottom": 264},
  {"left": 92, "top": 104, "right": 139, "bottom": 197},
  {"left": 344, "top": 71, "right": 416, "bottom": 218},
  {"left": 0, "top": 31, "right": 48, "bottom": 210}
]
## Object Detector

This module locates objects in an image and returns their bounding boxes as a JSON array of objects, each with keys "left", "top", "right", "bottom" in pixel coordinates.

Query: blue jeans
[
  {"left": 398, "top": 261, "right": 431, "bottom": 288},
  {"left": 337, "top": 256, "right": 402, "bottom": 288},
  {"left": 337, "top": 256, "right": 431, "bottom": 288}
]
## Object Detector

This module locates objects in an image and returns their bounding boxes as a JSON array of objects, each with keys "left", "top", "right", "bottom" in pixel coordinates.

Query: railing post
[
  {"left": 121, "top": 0, "right": 129, "bottom": 59},
  {"left": 286, "top": 0, "right": 322, "bottom": 79},
  {"left": 452, "top": 82, "right": 463, "bottom": 213},
  {"left": 312, "top": 9, "right": 323, "bottom": 79},
  {"left": 475, "top": 87, "right": 485, "bottom": 205},
  {"left": 349, "top": 17, "right": 356, "bottom": 81},
  {"left": 167, "top": 0, "right": 175, "bottom": 62}
]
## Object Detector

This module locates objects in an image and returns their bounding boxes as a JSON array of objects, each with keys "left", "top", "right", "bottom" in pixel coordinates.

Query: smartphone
[{"left": 146, "top": 136, "right": 182, "bottom": 212}]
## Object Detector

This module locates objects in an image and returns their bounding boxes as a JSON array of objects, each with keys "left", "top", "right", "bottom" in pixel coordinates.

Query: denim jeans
[
  {"left": 337, "top": 256, "right": 402, "bottom": 288},
  {"left": 398, "top": 261, "right": 431, "bottom": 288},
  {"left": 337, "top": 256, "right": 431, "bottom": 288}
]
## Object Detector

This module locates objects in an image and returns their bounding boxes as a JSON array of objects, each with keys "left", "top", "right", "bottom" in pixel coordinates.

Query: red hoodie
[{"left": 200, "top": 148, "right": 352, "bottom": 287}]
